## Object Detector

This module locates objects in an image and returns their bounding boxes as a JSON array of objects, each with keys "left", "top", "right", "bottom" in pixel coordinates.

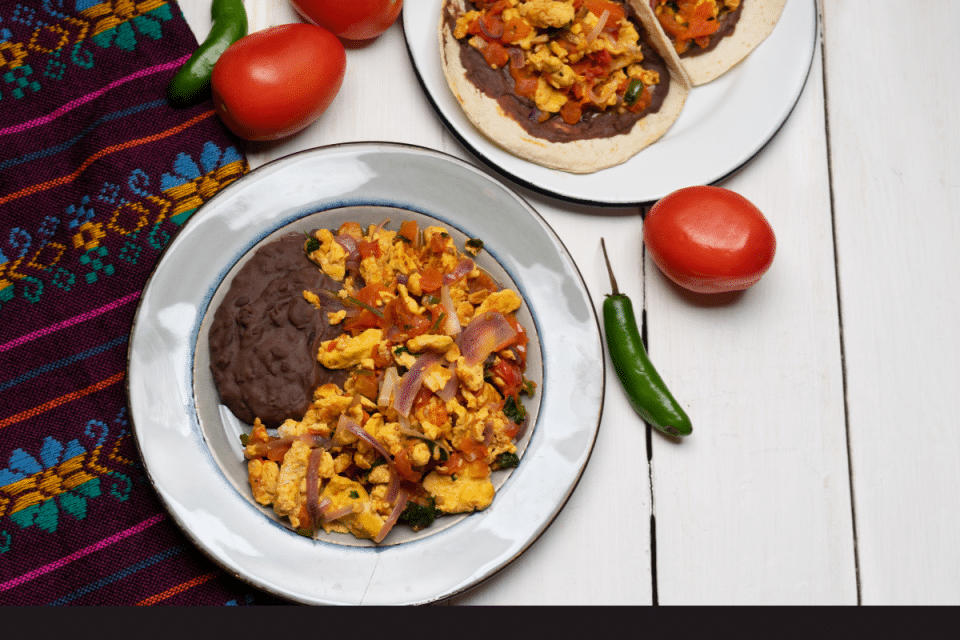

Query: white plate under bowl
[
  {"left": 126, "top": 142, "right": 605, "bottom": 605},
  {"left": 403, "top": 0, "right": 818, "bottom": 205}
]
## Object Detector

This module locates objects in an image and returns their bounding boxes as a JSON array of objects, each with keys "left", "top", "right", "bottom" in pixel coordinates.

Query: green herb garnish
[
  {"left": 398, "top": 497, "right": 440, "bottom": 532},
  {"left": 492, "top": 452, "right": 520, "bottom": 470},
  {"left": 504, "top": 395, "right": 527, "bottom": 424}
]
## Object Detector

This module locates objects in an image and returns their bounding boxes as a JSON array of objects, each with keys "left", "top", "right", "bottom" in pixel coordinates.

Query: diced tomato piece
[
  {"left": 358, "top": 238, "right": 382, "bottom": 259},
  {"left": 560, "top": 99, "right": 582, "bottom": 125},
  {"left": 490, "top": 358, "right": 524, "bottom": 399},
  {"left": 352, "top": 370, "right": 379, "bottom": 401},
  {"left": 436, "top": 452, "right": 464, "bottom": 476},
  {"left": 419, "top": 267, "right": 443, "bottom": 293},
  {"left": 399, "top": 219, "right": 418, "bottom": 243},
  {"left": 482, "top": 40, "right": 510, "bottom": 68},
  {"left": 510, "top": 65, "right": 538, "bottom": 99},
  {"left": 393, "top": 446, "right": 423, "bottom": 483},
  {"left": 581, "top": 0, "right": 625, "bottom": 26},
  {"left": 502, "top": 17, "right": 532, "bottom": 43}
]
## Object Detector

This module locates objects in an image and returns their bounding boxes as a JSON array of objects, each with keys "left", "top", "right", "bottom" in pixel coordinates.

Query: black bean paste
[{"left": 209, "top": 232, "right": 348, "bottom": 428}]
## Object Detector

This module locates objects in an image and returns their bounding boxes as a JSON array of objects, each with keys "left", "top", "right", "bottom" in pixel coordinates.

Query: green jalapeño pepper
[
  {"left": 168, "top": 0, "right": 248, "bottom": 107},
  {"left": 600, "top": 238, "right": 692, "bottom": 437}
]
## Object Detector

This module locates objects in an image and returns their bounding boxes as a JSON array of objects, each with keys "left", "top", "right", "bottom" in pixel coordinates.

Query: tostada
[{"left": 439, "top": 0, "right": 690, "bottom": 174}]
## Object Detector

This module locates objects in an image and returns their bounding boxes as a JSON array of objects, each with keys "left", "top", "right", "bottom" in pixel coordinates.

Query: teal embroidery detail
[
  {"left": 44, "top": 47, "right": 67, "bottom": 80},
  {"left": 78, "top": 246, "right": 113, "bottom": 283},
  {"left": 147, "top": 221, "right": 170, "bottom": 249},
  {"left": 90, "top": 3, "right": 171, "bottom": 52},
  {"left": 51, "top": 265, "right": 75, "bottom": 290},
  {"left": 0, "top": 530, "right": 10, "bottom": 554},
  {"left": 105, "top": 471, "right": 131, "bottom": 501},
  {"left": 70, "top": 39, "right": 93, "bottom": 68},
  {"left": 118, "top": 237, "right": 141, "bottom": 264},
  {"left": 8, "top": 478, "right": 101, "bottom": 532},
  {"left": 19, "top": 274, "right": 42, "bottom": 303},
  {"left": 4, "top": 64, "right": 41, "bottom": 99}
]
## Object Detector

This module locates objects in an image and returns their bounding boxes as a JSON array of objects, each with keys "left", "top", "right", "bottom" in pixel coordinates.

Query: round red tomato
[
  {"left": 211, "top": 23, "right": 346, "bottom": 141},
  {"left": 290, "top": 0, "right": 403, "bottom": 41},
  {"left": 643, "top": 186, "right": 776, "bottom": 294}
]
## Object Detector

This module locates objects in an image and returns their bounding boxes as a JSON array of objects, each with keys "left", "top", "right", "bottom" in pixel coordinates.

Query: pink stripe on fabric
[
  {"left": 0, "top": 55, "right": 191, "bottom": 137},
  {"left": 0, "top": 513, "right": 167, "bottom": 593},
  {"left": 0, "top": 291, "right": 141, "bottom": 353}
]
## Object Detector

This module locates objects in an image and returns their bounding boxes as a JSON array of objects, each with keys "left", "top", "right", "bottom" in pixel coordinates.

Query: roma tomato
[
  {"left": 643, "top": 186, "right": 776, "bottom": 294},
  {"left": 211, "top": 23, "right": 345, "bottom": 141},
  {"left": 290, "top": 0, "right": 403, "bottom": 41}
]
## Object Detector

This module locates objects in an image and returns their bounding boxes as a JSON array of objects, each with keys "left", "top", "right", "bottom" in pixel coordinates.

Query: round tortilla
[
  {"left": 647, "top": 0, "right": 788, "bottom": 86},
  {"left": 439, "top": 0, "right": 690, "bottom": 175}
]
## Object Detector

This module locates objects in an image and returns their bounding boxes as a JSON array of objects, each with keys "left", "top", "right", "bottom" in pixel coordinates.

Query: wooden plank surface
[
  {"left": 649, "top": 8, "right": 856, "bottom": 603},
  {"left": 823, "top": 0, "right": 960, "bottom": 605}
]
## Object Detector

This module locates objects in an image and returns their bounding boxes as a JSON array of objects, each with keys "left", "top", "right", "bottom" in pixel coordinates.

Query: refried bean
[{"left": 208, "top": 232, "right": 348, "bottom": 428}]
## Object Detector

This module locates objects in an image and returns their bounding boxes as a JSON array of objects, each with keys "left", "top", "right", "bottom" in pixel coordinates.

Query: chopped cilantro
[
  {"left": 465, "top": 238, "right": 484, "bottom": 255},
  {"left": 239, "top": 433, "right": 249, "bottom": 446},
  {"left": 492, "top": 452, "right": 520, "bottom": 470},
  {"left": 503, "top": 395, "right": 527, "bottom": 424},
  {"left": 303, "top": 231, "right": 320, "bottom": 254},
  {"left": 295, "top": 527, "right": 313, "bottom": 538},
  {"left": 349, "top": 490, "right": 360, "bottom": 499},
  {"left": 394, "top": 345, "right": 410, "bottom": 356},
  {"left": 399, "top": 497, "right": 440, "bottom": 532}
]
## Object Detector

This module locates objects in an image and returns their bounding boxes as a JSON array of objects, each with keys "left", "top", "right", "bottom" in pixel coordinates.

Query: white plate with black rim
[
  {"left": 403, "top": 0, "right": 818, "bottom": 206},
  {"left": 126, "top": 142, "right": 605, "bottom": 605}
]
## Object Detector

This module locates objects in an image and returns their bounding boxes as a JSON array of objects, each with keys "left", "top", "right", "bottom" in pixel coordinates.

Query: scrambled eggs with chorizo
[
  {"left": 453, "top": 0, "right": 661, "bottom": 125},
  {"left": 241, "top": 220, "right": 535, "bottom": 543}
]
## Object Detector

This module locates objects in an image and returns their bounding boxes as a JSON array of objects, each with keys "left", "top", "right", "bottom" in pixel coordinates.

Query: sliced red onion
[
  {"left": 439, "top": 284, "right": 461, "bottom": 337},
  {"left": 442, "top": 258, "right": 474, "bottom": 285},
  {"left": 508, "top": 47, "right": 525, "bottom": 69},
  {"left": 321, "top": 504, "right": 355, "bottom": 523},
  {"left": 335, "top": 414, "right": 394, "bottom": 464},
  {"left": 458, "top": 311, "right": 518, "bottom": 366},
  {"left": 478, "top": 14, "right": 504, "bottom": 39},
  {"left": 483, "top": 421, "right": 495, "bottom": 446},
  {"left": 586, "top": 9, "right": 609, "bottom": 42},
  {"left": 244, "top": 433, "right": 331, "bottom": 459},
  {"left": 334, "top": 233, "right": 361, "bottom": 274},
  {"left": 393, "top": 352, "right": 443, "bottom": 417},
  {"left": 384, "top": 467, "right": 401, "bottom": 504},
  {"left": 306, "top": 448, "right": 324, "bottom": 533},
  {"left": 437, "top": 361, "right": 459, "bottom": 402},
  {"left": 374, "top": 489, "right": 410, "bottom": 543},
  {"left": 378, "top": 366, "right": 400, "bottom": 410}
]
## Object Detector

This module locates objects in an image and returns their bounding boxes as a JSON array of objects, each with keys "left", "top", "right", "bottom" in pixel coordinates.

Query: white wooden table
[{"left": 178, "top": 0, "right": 960, "bottom": 605}]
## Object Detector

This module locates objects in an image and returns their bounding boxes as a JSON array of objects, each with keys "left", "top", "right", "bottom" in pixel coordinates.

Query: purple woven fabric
[{"left": 0, "top": 0, "right": 284, "bottom": 604}]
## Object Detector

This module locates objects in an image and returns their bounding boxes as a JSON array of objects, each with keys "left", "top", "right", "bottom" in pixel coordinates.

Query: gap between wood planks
[{"left": 817, "top": 0, "right": 862, "bottom": 606}]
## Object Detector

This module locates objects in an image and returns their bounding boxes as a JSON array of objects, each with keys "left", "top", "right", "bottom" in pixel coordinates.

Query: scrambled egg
[
  {"left": 241, "top": 220, "right": 536, "bottom": 543},
  {"left": 454, "top": 0, "right": 660, "bottom": 119}
]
